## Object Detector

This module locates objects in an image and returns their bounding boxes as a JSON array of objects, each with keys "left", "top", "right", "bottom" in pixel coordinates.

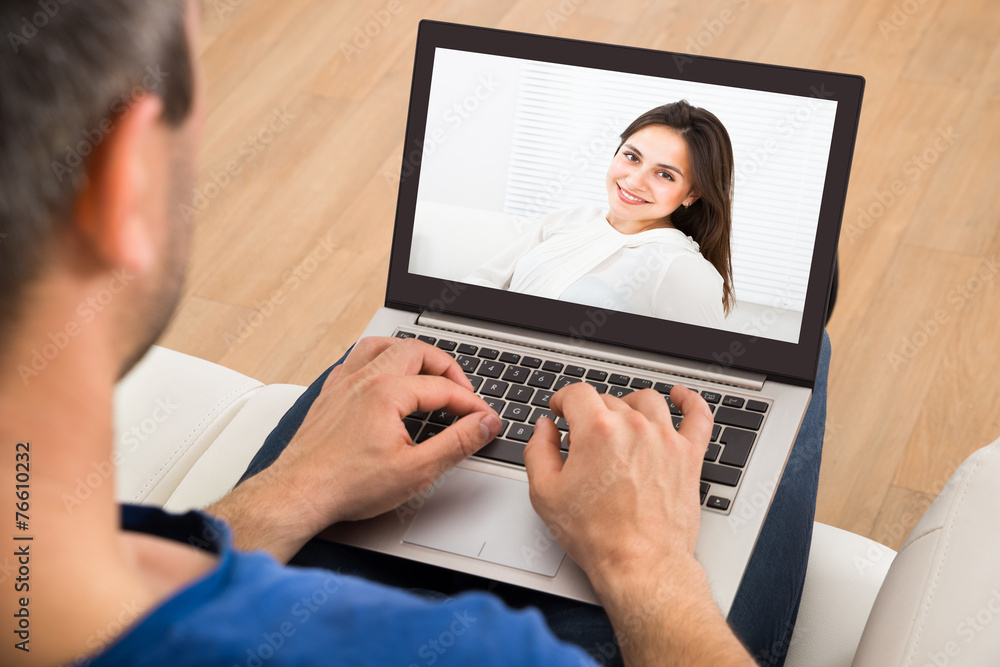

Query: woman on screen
[{"left": 465, "top": 100, "right": 735, "bottom": 328}]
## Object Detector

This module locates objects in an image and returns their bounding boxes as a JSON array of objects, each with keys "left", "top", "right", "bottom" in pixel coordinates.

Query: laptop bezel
[{"left": 385, "top": 20, "right": 864, "bottom": 386}]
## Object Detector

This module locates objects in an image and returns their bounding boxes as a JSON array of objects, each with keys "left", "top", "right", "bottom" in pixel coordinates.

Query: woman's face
[{"left": 605, "top": 125, "right": 697, "bottom": 231}]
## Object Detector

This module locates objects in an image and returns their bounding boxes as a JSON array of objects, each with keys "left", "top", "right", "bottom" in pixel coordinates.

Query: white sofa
[{"left": 115, "top": 345, "right": 1000, "bottom": 666}]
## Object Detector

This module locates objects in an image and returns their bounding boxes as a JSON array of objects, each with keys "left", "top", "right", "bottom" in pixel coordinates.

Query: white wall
[{"left": 415, "top": 49, "right": 522, "bottom": 211}]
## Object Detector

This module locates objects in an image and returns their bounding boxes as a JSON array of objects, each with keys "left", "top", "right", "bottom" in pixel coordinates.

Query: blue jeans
[{"left": 239, "top": 333, "right": 830, "bottom": 666}]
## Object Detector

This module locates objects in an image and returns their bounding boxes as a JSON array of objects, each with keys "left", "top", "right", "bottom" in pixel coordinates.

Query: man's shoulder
[{"left": 92, "top": 541, "right": 594, "bottom": 666}]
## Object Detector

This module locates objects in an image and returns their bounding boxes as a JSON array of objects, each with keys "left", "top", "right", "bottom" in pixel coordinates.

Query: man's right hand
[{"left": 524, "top": 384, "right": 756, "bottom": 666}]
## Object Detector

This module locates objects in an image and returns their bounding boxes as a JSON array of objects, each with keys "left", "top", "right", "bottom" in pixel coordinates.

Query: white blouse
[{"left": 465, "top": 205, "right": 727, "bottom": 329}]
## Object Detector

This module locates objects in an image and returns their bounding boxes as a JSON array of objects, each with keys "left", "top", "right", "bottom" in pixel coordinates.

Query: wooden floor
[{"left": 163, "top": 0, "right": 1000, "bottom": 549}]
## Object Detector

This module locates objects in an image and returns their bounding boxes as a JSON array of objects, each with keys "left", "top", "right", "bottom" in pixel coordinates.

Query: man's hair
[{"left": 0, "top": 0, "right": 194, "bottom": 345}]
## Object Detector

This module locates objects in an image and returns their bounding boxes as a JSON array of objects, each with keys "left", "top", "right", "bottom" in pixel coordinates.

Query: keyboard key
[
  {"left": 408, "top": 410, "right": 429, "bottom": 420},
  {"left": 554, "top": 375, "right": 582, "bottom": 390},
  {"left": 586, "top": 381, "right": 609, "bottom": 394},
  {"left": 609, "top": 373, "right": 630, "bottom": 386},
  {"left": 666, "top": 398, "right": 682, "bottom": 416},
  {"left": 403, "top": 418, "right": 422, "bottom": 440},
  {"left": 478, "top": 361, "right": 505, "bottom": 378},
  {"left": 746, "top": 399, "right": 769, "bottom": 413},
  {"left": 565, "top": 365, "right": 586, "bottom": 377},
  {"left": 707, "top": 496, "right": 730, "bottom": 511},
  {"left": 502, "top": 365, "right": 530, "bottom": 384},
  {"left": 416, "top": 423, "right": 446, "bottom": 443},
  {"left": 528, "top": 370, "right": 556, "bottom": 389},
  {"left": 711, "top": 424, "right": 721, "bottom": 442},
  {"left": 475, "top": 439, "right": 526, "bottom": 466},
  {"left": 715, "top": 407, "right": 763, "bottom": 431},
  {"left": 529, "top": 408, "right": 556, "bottom": 424},
  {"left": 483, "top": 397, "right": 506, "bottom": 414},
  {"left": 507, "top": 423, "right": 534, "bottom": 443},
  {"left": 672, "top": 416, "right": 682, "bottom": 429},
  {"left": 478, "top": 348, "right": 499, "bottom": 360},
  {"left": 719, "top": 428, "right": 756, "bottom": 467},
  {"left": 700, "top": 482, "right": 710, "bottom": 505},
  {"left": 395, "top": 331, "right": 416, "bottom": 339},
  {"left": 701, "top": 462, "right": 742, "bottom": 487},
  {"left": 417, "top": 335, "right": 437, "bottom": 345},
  {"left": 722, "top": 396, "right": 745, "bottom": 409},
  {"left": 521, "top": 356, "right": 542, "bottom": 368},
  {"left": 654, "top": 382, "right": 674, "bottom": 394},
  {"left": 481, "top": 380, "right": 509, "bottom": 398},
  {"left": 630, "top": 378, "right": 653, "bottom": 390},
  {"left": 502, "top": 403, "right": 531, "bottom": 422},
  {"left": 531, "top": 390, "right": 554, "bottom": 408},
  {"left": 542, "top": 360, "right": 564, "bottom": 373},
  {"left": 701, "top": 391, "right": 722, "bottom": 404},
  {"left": 436, "top": 339, "right": 457, "bottom": 352},
  {"left": 499, "top": 351, "right": 521, "bottom": 364},
  {"left": 456, "top": 355, "right": 480, "bottom": 373},
  {"left": 608, "top": 386, "right": 634, "bottom": 399},
  {"left": 457, "top": 343, "right": 478, "bottom": 355},
  {"left": 586, "top": 369, "right": 608, "bottom": 382},
  {"left": 428, "top": 410, "right": 455, "bottom": 426},
  {"left": 506, "top": 384, "right": 533, "bottom": 403},
  {"left": 704, "top": 443, "right": 721, "bottom": 462},
  {"left": 465, "top": 374, "right": 482, "bottom": 392}
]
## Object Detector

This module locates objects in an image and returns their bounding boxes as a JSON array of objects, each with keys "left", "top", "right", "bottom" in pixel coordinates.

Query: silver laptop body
[{"left": 321, "top": 21, "right": 864, "bottom": 616}]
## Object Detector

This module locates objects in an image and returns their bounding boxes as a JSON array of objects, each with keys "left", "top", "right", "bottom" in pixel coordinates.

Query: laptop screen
[{"left": 387, "top": 22, "right": 863, "bottom": 384}]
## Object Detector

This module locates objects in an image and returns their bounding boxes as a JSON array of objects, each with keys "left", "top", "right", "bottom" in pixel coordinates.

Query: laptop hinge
[{"left": 417, "top": 311, "right": 767, "bottom": 391}]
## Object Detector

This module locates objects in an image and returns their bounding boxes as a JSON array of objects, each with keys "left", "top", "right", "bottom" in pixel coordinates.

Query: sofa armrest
[
  {"left": 113, "top": 346, "right": 263, "bottom": 506},
  {"left": 164, "top": 383, "right": 305, "bottom": 513},
  {"left": 785, "top": 523, "right": 896, "bottom": 667},
  {"left": 852, "top": 440, "right": 1000, "bottom": 666}
]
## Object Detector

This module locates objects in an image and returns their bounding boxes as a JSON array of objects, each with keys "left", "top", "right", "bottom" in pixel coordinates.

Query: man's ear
[{"left": 73, "top": 94, "right": 169, "bottom": 277}]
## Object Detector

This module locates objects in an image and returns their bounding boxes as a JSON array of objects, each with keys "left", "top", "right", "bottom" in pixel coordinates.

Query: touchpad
[{"left": 403, "top": 467, "right": 566, "bottom": 577}]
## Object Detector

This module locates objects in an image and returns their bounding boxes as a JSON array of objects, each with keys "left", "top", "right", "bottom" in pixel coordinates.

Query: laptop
[{"left": 320, "top": 20, "right": 864, "bottom": 616}]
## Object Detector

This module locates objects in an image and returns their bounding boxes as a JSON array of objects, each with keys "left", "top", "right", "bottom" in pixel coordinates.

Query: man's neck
[{"left": 0, "top": 276, "right": 213, "bottom": 665}]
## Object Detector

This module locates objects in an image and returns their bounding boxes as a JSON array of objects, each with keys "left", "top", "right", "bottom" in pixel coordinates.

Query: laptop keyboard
[{"left": 395, "top": 328, "right": 769, "bottom": 515}]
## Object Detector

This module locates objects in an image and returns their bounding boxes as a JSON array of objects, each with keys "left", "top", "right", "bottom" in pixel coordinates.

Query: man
[{"left": 1, "top": 2, "right": 823, "bottom": 665}]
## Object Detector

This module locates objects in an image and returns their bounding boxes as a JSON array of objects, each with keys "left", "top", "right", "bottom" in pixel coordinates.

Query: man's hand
[
  {"left": 208, "top": 337, "right": 501, "bottom": 562},
  {"left": 524, "top": 383, "right": 711, "bottom": 577},
  {"left": 524, "top": 384, "right": 755, "bottom": 666}
]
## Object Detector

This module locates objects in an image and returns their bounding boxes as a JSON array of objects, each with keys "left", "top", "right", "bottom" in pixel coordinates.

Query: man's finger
[
  {"left": 524, "top": 417, "right": 564, "bottom": 477},
  {"left": 549, "top": 381, "right": 609, "bottom": 424},
  {"left": 410, "top": 411, "right": 502, "bottom": 472},
  {"left": 523, "top": 417, "right": 565, "bottom": 495},
  {"left": 361, "top": 338, "right": 472, "bottom": 390},
  {"left": 378, "top": 375, "right": 490, "bottom": 419},
  {"left": 620, "top": 388, "right": 670, "bottom": 421},
  {"left": 671, "top": 385, "right": 713, "bottom": 449}
]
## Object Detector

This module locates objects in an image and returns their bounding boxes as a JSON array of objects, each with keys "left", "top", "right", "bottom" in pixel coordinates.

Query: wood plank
[
  {"left": 893, "top": 255, "right": 1000, "bottom": 493},
  {"left": 816, "top": 246, "right": 983, "bottom": 535},
  {"left": 901, "top": 41, "right": 1000, "bottom": 255}
]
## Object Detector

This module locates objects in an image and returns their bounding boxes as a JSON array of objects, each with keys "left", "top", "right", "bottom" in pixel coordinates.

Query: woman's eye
[
  {"left": 624, "top": 152, "right": 639, "bottom": 163},
  {"left": 658, "top": 171, "right": 674, "bottom": 181}
]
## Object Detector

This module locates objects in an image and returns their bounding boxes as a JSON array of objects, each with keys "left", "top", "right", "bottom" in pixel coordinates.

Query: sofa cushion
[{"left": 852, "top": 439, "right": 1000, "bottom": 666}]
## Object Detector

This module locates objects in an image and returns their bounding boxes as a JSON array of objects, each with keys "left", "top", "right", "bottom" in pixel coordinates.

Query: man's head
[{"left": 0, "top": 0, "right": 198, "bottom": 377}]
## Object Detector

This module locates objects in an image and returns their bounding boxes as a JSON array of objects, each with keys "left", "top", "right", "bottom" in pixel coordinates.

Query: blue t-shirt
[{"left": 88, "top": 505, "right": 596, "bottom": 666}]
